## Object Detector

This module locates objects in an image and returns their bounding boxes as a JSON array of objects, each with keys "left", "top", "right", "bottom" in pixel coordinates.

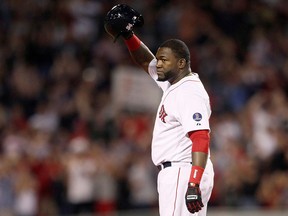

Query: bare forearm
[
  {"left": 192, "top": 152, "right": 208, "bottom": 168},
  {"left": 129, "top": 43, "right": 154, "bottom": 72},
  {"left": 123, "top": 35, "right": 154, "bottom": 73},
  {"left": 189, "top": 130, "right": 210, "bottom": 185}
]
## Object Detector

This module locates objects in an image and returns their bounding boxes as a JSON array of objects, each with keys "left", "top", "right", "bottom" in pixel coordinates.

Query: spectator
[{"left": 0, "top": 0, "right": 288, "bottom": 214}]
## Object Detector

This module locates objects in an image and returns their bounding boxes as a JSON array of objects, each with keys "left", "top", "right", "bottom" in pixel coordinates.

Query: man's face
[{"left": 155, "top": 47, "right": 179, "bottom": 82}]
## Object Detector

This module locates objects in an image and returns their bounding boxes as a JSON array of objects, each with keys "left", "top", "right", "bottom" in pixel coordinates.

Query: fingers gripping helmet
[{"left": 104, "top": 4, "right": 144, "bottom": 42}]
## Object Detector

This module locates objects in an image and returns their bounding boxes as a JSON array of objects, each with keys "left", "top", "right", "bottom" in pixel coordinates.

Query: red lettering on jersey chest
[{"left": 159, "top": 105, "right": 167, "bottom": 123}]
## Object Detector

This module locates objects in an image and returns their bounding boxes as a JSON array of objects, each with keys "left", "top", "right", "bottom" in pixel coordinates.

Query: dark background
[{"left": 0, "top": 0, "right": 288, "bottom": 215}]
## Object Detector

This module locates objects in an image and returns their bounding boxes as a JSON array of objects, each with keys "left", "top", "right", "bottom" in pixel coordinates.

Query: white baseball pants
[{"left": 157, "top": 159, "right": 214, "bottom": 216}]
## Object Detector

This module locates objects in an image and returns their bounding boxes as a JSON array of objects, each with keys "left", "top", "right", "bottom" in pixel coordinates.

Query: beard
[{"left": 157, "top": 70, "right": 174, "bottom": 82}]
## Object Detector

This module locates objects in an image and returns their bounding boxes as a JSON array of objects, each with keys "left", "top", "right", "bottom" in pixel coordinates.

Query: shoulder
[
  {"left": 170, "top": 73, "right": 202, "bottom": 92},
  {"left": 172, "top": 74, "right": 209, "bottom": 100}
]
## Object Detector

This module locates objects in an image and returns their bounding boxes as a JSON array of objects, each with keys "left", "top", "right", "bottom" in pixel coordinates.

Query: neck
[{"left": 169, "top": 69, "right": 192, "bottom": 85}]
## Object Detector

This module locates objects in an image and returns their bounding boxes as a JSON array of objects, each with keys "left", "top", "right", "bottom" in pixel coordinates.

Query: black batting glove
[{"left": 185, "top": 182, "right": 204, "bottom": 213}]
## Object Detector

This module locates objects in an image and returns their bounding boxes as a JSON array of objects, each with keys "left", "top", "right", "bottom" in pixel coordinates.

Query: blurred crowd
[{"left": 0, "top": 0, "right": 288, "bottom": 215}]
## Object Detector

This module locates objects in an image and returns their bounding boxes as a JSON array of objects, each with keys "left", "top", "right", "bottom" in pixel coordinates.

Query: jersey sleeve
[{"left": 176, "top": 81, "right": 211, "bottom": 134}]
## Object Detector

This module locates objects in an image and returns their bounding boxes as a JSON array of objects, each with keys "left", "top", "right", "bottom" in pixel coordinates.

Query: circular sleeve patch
[{"left": 193, "top": 113, "right": 202, "bottom": 121}]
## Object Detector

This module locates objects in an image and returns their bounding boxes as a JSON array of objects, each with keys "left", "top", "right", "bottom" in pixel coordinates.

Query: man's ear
[{"left": 178, "top": 58, "right": 186, "bottom": 69}]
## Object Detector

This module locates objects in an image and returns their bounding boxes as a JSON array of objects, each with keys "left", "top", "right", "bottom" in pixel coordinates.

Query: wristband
[
  {"left": 124, "top": 34, "right": 141, "bottom": 51},
  {"left": 189, "top": 166, "right": 204, "bottom": 185}
]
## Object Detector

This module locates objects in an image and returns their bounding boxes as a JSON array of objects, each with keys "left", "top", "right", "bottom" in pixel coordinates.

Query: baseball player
[{"left": 104, "top": 4, "right": 214, "bottom": 216}]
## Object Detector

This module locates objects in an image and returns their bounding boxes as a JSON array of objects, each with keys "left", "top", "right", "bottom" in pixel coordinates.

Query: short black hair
[{"left": 159, "top": 39, "right": 190, "bottom": 65}]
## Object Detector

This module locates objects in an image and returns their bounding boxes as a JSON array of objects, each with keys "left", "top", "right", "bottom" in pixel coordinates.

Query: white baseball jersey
[
  {"left": 148, "top": 59, "right": 214, "bottom": 216},
  {"left": 148, "top": 59, "right": 211, "bottom": 166}
]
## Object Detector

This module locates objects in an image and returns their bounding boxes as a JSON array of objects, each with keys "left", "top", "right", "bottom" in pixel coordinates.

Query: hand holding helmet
[{"left": 104, "top": 4, "right": 144, "bottom": 42}]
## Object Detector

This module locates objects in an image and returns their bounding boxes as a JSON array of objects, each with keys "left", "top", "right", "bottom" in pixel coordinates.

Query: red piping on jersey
[{"left": 172, "top": 168, "right": 181, "bottom": 216}]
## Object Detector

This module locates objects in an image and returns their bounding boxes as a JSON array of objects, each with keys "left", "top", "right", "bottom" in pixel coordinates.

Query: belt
[
  {"left": 157, "top": 161, "right": 172, "bottom": 171},
  {"left": 157, "top": 161, "right": 192, "bottom": 171}
]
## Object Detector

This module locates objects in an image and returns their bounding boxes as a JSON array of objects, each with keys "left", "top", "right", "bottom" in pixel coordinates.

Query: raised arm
[
  {"left": 104, "top": 4, "right": 154, "bottom": 73},
  {"left": 123, "top": 35, "right": 154, "bottom": 73}
]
